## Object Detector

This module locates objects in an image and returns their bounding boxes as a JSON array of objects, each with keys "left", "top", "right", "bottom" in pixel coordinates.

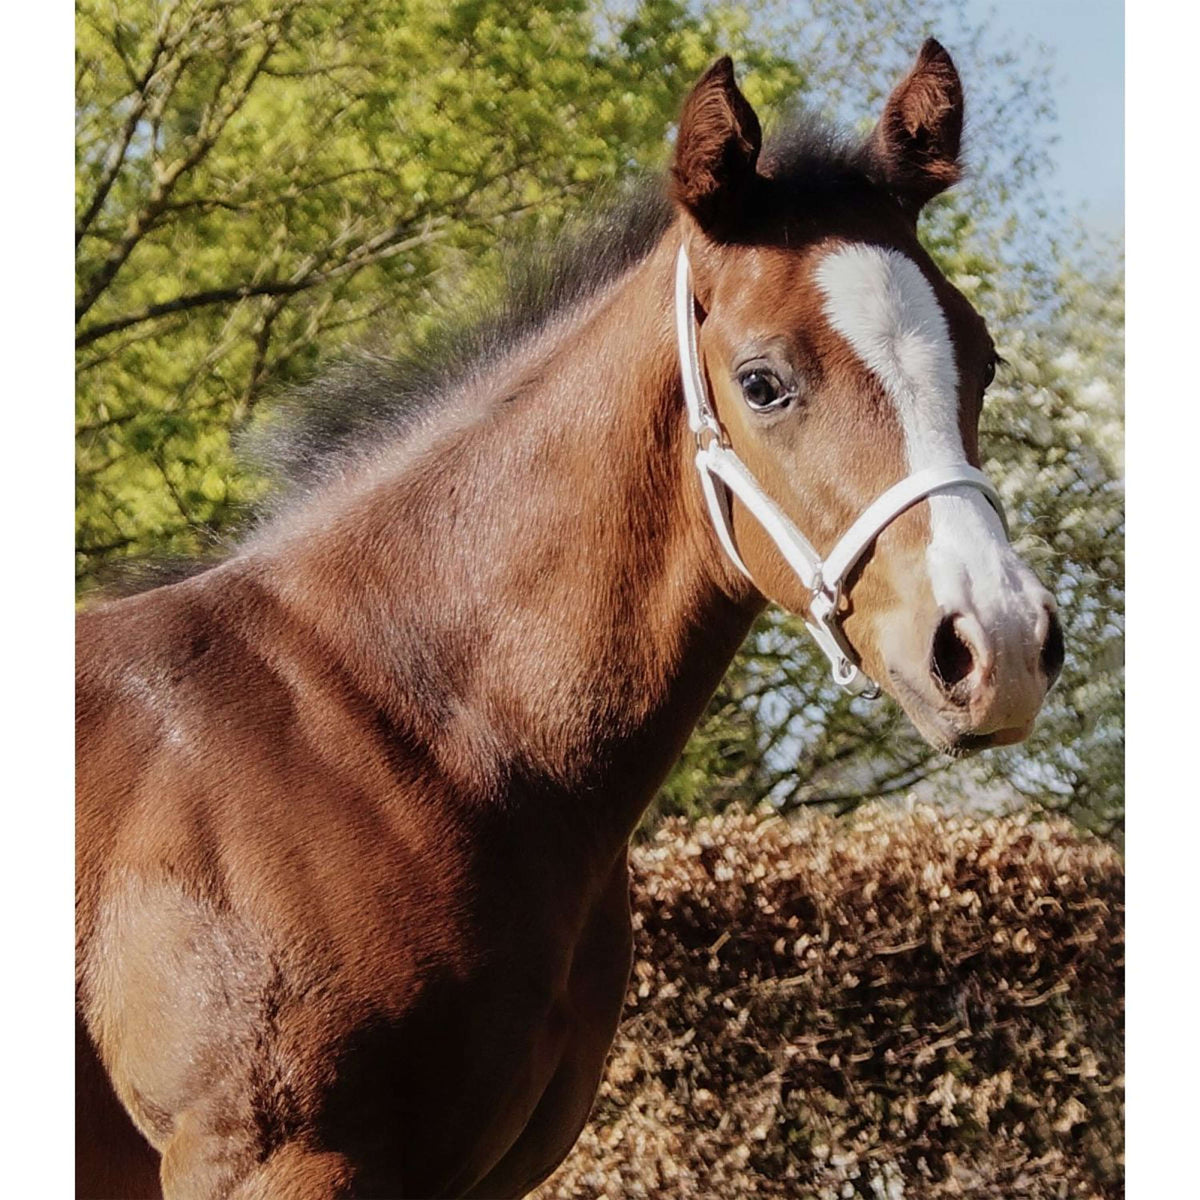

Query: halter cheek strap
[{"left": 674, "top": 246, "right": 1009, "bottom": 696}]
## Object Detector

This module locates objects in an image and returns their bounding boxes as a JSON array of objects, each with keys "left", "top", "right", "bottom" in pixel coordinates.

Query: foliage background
[{"left": 75, "top": 0, "right": 1124, "bottom": 839}]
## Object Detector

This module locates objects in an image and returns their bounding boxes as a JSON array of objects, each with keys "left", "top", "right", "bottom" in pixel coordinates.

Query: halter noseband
[{"left": 674, "top": 246, "right": 1009, "bottom": 696}]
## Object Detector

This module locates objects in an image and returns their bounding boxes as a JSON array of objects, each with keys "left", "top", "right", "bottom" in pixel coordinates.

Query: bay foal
[{"left": 77, "top": 42, "right": 1062, "bottom": 1198}]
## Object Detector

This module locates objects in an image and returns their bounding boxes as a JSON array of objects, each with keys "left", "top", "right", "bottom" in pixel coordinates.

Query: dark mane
[
  {"left": 245, "top": 108, "right": 879, "bottom": 512},
  {"left": 242, "top": 184, "right": 674, "bottom": 512},
  {"left": 760, "top": 112, "right": 879, "bottom": 196}
]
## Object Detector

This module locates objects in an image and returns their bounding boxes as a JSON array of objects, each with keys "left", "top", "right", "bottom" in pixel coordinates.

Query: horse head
[{"left": 670, "top": 44, "right": 1063, "bottom": 753}]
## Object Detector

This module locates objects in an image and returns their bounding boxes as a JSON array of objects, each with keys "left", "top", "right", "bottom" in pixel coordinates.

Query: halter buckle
[
  {"left": 693, "top": 421, "right": 724, "bottom": 454},
  {"left": 807, "top": 575, "right": 841, "bottom": 624}
]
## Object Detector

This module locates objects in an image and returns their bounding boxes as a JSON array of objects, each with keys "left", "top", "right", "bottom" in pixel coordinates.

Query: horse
[{"left": 76, "top": 40, "right": 1064, "bottom": 1199}]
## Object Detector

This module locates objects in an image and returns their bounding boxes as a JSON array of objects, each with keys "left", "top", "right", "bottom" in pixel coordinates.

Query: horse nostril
[
  {"left": 1041, "top": 609, "right": 1065, "bottom": 685},
  {"left": 931, "top": 613, "right": 975, "bottom": 692}
]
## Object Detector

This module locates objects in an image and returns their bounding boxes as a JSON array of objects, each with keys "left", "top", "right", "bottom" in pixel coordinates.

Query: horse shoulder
[{"left": 75, "top": 572, "right": 637, "bottom": 1196}]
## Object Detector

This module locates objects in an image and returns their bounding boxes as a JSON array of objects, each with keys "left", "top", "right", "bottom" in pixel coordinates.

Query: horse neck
[{"left": 268, "top": 228, "right": 761, "bottom": 856}]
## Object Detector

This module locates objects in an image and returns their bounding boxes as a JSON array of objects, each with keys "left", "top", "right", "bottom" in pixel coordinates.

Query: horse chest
[
  {"left": 469, "top": 856, "right": 636, "bottom": 1196},
  {"left": 309, "top": 852, "right": 636, "bottom": 1197}
]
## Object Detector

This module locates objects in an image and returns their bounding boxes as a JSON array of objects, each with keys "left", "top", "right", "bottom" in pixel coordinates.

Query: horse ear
[
  {"left": 670, "top": 57, "right": 762, "bottom": 232},
  {"left": 869, "top": 38, "right": 964, "bottom": 217}
]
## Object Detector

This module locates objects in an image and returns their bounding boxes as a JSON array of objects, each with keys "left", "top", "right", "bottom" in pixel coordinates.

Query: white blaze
[{"left": 814, "top": 243, "right": 1043, "bottom": 648}]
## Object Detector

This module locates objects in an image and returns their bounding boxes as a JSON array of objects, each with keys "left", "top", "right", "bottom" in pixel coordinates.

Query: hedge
[{"left": 534, "top": 804, "right": 1123, "bottom": 1199}]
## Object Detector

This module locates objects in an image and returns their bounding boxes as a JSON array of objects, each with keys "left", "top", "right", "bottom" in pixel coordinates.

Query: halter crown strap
[
  {"left": 675, "top": 246, "right": 1010, "bottom": 695},
  {"left": 674, "top": 246, "right": 722, "bottom": 441}
]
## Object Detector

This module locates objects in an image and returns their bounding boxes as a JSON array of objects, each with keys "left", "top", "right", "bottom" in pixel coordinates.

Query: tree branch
[
  {"left": 76, "top": 9, "right": 293, "bottom": 322},
  {"left": 75, "top": 218, "right": 452, "bottom": 348},
  {"left": 76, "top": 172, "right": 568, "bottom": 349},
  {"left": 75, "top": 0, "right": 189, "bottom": 244}
]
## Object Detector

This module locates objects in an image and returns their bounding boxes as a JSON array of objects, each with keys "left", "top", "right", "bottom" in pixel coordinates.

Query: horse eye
[
  {"left": 739, "top": 369, "right": 788, "bottom": 410},
  {"left": 982, "top": 354, "right": 998, "bottom": 389}
]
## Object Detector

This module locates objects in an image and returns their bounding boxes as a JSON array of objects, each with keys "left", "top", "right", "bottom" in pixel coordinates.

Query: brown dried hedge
[{"left": 534, "top": 804, "right": 1123, "bottom": 1200}]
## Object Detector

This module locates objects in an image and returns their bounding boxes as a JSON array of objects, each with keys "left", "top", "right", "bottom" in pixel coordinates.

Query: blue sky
[{"left": 963, "top": 0, "right": 1123, "bottom": 234}]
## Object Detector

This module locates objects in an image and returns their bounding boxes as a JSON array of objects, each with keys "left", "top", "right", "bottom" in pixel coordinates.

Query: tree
[{"left": 75, "top": 0, "right": 801, "bottom": 581}]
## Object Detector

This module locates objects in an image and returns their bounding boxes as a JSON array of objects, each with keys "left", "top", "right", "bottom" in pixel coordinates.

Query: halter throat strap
[{"left": 673, "top": 246, "right": 1008, "bottom": 695}]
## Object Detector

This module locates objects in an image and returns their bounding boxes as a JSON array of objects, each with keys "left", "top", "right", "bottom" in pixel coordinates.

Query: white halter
[{"left": 674, "top": 246, "right": 1008, "bottom": 696}]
